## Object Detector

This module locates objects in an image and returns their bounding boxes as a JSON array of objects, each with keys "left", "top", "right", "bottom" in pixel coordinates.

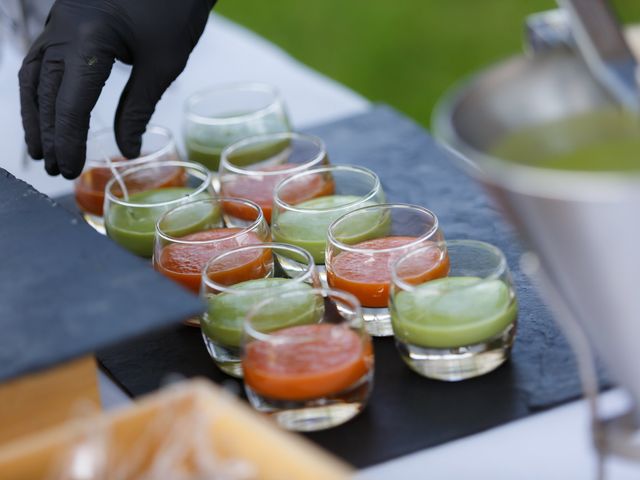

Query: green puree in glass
[
  {"left": 392, "top": 277, "right": 517, "bottom": 349},
  {"left": 273, "top": 195, "right": 383, "bottom": 263},
  {"left": 185, "top": 140, "right": 225, "bottom": 171},
  {"left": 491, "top": 108, "right": 640, "bottom": 172},
  {"left": 186, "top": 133, "right": 290, "bottom": 171},
  {"left": 203, "top": 278, "right": 318, "bottom": 348},
  {"left": 105, "top": 188, "right": 217, "bottom": 257}
]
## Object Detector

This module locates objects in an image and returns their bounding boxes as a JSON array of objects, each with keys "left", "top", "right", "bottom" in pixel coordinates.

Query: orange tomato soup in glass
[
  {"left": 75, "top": 162, "right": 185, "bottom": 216},
  {"left": 243, "top": 324, "right": 373, "bottom": 401},
  {"left": 155, "top": 229, "right": 267, "bottom": 293},
  {"left": 221, "top": 165, "right": 334, "bottom": 223},
  {"left": 327, "top": 237, "right": 450, "bottom": 308}
]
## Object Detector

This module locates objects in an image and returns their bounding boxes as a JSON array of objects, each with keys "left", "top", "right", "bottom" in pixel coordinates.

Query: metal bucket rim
[{"left": 431, "top": 53, "right": 640, "bottom": 202}]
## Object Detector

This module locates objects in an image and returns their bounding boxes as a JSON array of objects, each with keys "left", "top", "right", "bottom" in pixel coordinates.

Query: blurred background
[{"left": 218, "top": 0, "right": 640, "bottom": 129}]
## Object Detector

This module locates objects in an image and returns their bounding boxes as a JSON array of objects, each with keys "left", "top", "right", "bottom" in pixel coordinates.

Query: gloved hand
[{"left": 19, "top": 0, "right": 216, "bottom": 179}]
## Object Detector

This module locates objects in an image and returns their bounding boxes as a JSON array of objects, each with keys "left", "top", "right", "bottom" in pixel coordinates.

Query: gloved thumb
[{"left": 114, "top": 61, "right": 183, "bottom": 158}]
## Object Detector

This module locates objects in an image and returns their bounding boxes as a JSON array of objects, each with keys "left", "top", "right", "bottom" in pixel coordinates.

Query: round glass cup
[
  {"left": 242, "top": 287, "right": 374, "bottom": 431},
  {"left": 74, "top": 126, "right": 179, "bottom": 234},
  {"left": 390, "top": 240, "right": 518, "bottom": 381},
  {"left": 104, "top": 161, "right": 214, "bottom": 258},
  {"left": 200, "top": 243, "right": 319, "bottom": 377},
  {"left": 271, "top": 165, "right": 386, "bottom": 270},
  {"left": 326, "top": 203, "right": 448, "bottom": 337},
  {"left": 154, "top": 197, "right": 270, "bottom": 295},
  {"left": 183, "top": 82, "right": 291, "bottom": 175},
  {"left": 219, "top": 132, "right": 330, "bottom": 223}
]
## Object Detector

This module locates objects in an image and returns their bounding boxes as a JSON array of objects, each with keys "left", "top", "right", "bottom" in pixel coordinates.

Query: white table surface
[
  {"left": 359, "top": 389, "right": 639, "bottom": 480},
  {"left": 1, "top": 13, "right": 638, "bottom": 479}
]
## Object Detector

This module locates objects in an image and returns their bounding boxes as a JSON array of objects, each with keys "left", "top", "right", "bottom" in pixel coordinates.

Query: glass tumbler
[
  {"left": 104, "top": 161, "right": 214, "bottom": 257},
  {"left": 327, "top": 203, "right": 449, "bottom": 336},
  {"left": 390, "top": 240, "right": 518, "bottom": 381},
  {"left": 183, "top": 82, "right": 291, "bottom": 174},
  {"left": 154, "top": 197, "right": 270, "bottom": 294},
  {"left": 243, "top": 288, "right": 374, "bottom": 431},
  {"left": 219, "top": 132, "right": 330, "bottom": 223},
  {"left": 74, "top": 126, "right": 179, "bottom": 233},
  {"left": 271, "top": 165, "right": 386, "bottom": 267}
]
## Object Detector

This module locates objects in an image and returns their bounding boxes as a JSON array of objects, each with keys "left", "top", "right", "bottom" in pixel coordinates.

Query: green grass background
[{"left": 217, "top": 1, "right": 640, "bottom": 128}]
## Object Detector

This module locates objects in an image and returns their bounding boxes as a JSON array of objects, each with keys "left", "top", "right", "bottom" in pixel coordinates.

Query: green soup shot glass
[
  {"left": 200, "top": 243, "right": 320, "bottom": 377},
  {"left": 183, "top": 82, "right": 291, "bottom": 173},
  {"left": 104, "top": 160, "right": 215, "bottom": 257},
  {"left": 271, "top": 165, "right": 386, "bottom": 266},
  {"left": 390, "top": 240, "right": 518, "bottom": 381}
]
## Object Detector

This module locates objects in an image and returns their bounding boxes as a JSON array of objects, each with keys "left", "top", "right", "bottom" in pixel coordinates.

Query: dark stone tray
[
  {"left": 59, "top": 105, "right": 604, "bottom": 468},
  {"left": 0, "top": 169, "right": 201, "bottom": 383}
]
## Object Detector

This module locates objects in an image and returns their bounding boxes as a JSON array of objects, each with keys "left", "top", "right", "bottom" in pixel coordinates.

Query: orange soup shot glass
[
  {"left": 242, "top": 288, "right": 374, "bottom": 432},
  {"left": 326, "top": 204, "right": 449, "bottom": 337},
  {"left": 74, "top": 125, "right": 180, "bottom": 234},
  {"left": 153, "top": 197, "right": 270, "bottom": 326},
  {"left": 219, "top": 132, "right": 331, "bottom": 223},
  {"left": 201, "top": 243, "right": 320, "bottom": 377}
]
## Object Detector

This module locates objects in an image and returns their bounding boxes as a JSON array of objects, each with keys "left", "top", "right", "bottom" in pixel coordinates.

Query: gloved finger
[
  {"left": 114, "top": 60, "right": 185, "bottom": 158},
  {"left": 18, "top": 51, "right": 44, "bottom": 160},
  {"left": 38, "top": 50, "right": 65, "bottom": 176},
  {"left": 54, "top": 52, "right": 114, "bottom": 179}
]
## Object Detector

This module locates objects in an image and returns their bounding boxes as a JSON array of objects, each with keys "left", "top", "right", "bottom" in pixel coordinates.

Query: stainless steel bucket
[{"left": 433, "top": 45, "right": 640, "bottom": 406}]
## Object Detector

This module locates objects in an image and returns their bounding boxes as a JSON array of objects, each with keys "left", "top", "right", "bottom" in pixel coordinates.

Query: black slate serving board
[
  {"left": 0, "top": 168, "right": 202, "bottom": 383},
  {"left": 70, "top": 105, "right": 603, "bottom": 468}
]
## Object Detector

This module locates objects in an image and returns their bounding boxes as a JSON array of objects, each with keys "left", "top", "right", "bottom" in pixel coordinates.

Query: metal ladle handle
[{"left": 558, "top": 0, "right": 640, "bottom": 112}]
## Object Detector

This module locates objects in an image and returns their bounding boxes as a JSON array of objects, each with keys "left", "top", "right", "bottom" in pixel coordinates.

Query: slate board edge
[{"left": 0, "top": 168, "right": 203, "bottom": 383}]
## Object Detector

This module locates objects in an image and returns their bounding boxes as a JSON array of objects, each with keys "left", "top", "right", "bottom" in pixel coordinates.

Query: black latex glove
[{"left": 19, "top": 0, "right": 216, "bottom": 179}]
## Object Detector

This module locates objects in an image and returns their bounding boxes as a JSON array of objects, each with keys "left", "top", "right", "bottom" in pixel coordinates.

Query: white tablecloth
[{"left": 359, "top": 389, "right": 638, "bottom": 479}]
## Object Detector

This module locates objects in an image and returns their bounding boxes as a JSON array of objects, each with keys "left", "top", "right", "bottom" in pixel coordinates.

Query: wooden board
[
  {"left": 0, "top": 356, "right": 100, "bottom": 445},
  {"left": 0, "top": 379, "right": 352, "bottom": 480}
]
